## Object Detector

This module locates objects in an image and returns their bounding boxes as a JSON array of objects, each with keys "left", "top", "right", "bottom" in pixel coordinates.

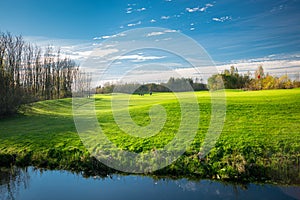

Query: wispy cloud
[
  {"left": 186, "top": 3, "right": 213, "bottom": 13},
  {"left": 217, "top": 58, "right": 300, "bottom": 76},
  {"left": 186, "top": 7, "right": 200, "bottom": 13},
  {"left": 93, "top": 33, "right": 126, "bottom": 40},
  {"left": 164, "top": 29, "right": 177, "bottom": 33},
  {"left": 212, "top": 16, "right": 232, "bottom": 22},
  {"left": 23, "top": 36, "right": 94, "bottom": 62},
  {"left": 230, "top": 53, "right": 300, "bottom": 63},
  {"left": 126, "top": 7, "right": 133, "bottom": 14},
  {"left": 115, "top": 54, "right": 165, "bottom": 62},
  {"left": 201, "top": 3, "right": 213, "bottom": 11},
  {"left": 161, "top": 16, "right": 170, "bottom": 20},
  {"left": 150, "top": 19, "right": 156, "bottom": 23},
  {"left": 126, "top": 5, "right": 146, "bottom": 14},
  {"left": 146, "top": 32, "right": 165, "bottom": 37},
  {"left": 127, "top": 21, "right": 142, "bottom": 27},
  {"left": 270, "top": 4, "right": 286, "bottom": 13},
  {"left": 91, "top": 48, "right": 119, "bottom": 58},
  {"left": 146, "top": 29, "right": 178, "bottom": 37},
  {"left": 61, "top": 49, "right": 93, "bottom": 61},
  {"left": 137, "top": 7, "right": 146, "bottom": 12}
]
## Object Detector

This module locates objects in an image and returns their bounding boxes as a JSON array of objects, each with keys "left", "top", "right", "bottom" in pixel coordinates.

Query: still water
[{"left": 0, "top": 167, "right": 299, "bottom": 200}]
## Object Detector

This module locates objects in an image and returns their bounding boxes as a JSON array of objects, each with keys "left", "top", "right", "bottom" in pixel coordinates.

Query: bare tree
[{"left": 0, "top": 31, "right": 80, "bottom": 116}]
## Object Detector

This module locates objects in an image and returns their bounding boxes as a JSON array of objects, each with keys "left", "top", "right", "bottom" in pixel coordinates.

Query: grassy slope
[{"left": 0, "top": 89, "right": 299, "bottom": 183}]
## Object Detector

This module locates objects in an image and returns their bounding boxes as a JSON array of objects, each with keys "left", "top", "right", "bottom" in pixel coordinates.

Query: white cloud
[
  {"left": 115, "top": 54, "right": 165, "bottom": 62},
  {"left": 186, "top": 3, "right": 213, "bottom": 13},
  {"left": 104, "top": 44, "right": 115, "bottom": 48},
  {"left": 201, "top": 3, "right": 213, "bottom": 11},
  {"left": 190, "top": 28, "right": 195, "bottom": 31},
  {"left": 137, "top": 7, "right": 146, "bottom": 12},
  {"left": 93, "top": 53, "right": 300, "bottom": 84},
  {"left": 230, "top": 53, "right": 300, "bottom": 63},
  {"left": 23, "top": 36, "right": 96, "bottom": 62},
  {"left": 161, "top": 16, "right": 170, "bottom": 20},
  {"left": 150, "top": 19, "right": 156, "bottom": 23},
  {"left": 93, "top": 33, "right": 126, "bottom": 40},
  {"left": 216, "top": 59, "right": 300, "bottom": 76},
  {"left": 126, "top": 7, "right": 133, "bottom": 14},
  {"left": 212, "top": 17, "right": 222, "bottom": 22},
  {"left": 212, "top": 16, "right": 232, "bottom": 22},
  {"left": 164, "top": 29, "right": 177, "bottom": 33},
  {"left": 136, "top": 57, "right": 300, "bottom": 83},
  {"left": 102, "top": 36, "right": 112, "bottom": 39},
  {"left": 60, "top": 50, "right": 93, "bottom": 61},
  {"left": 146, "top": 29, "right": 178, "bottom": 37},
  {"left": 127, "top": 21, "right": 142, "bottom": 27},
  {"left": 91, "top": 48, "right": 119, "bottom": 57},
  {"left": 186, "top": 7, "right": 200, "bottom": 13},
  {"left": 146, "top": 32, "right": 165, "bottom": 37},
  {"left": 126, "top": 6, "right": 146, "bottom": 14}
]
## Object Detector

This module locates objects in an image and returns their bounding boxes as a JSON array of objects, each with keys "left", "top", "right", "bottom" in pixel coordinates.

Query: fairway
[{"left": 0, "top": 89, "right": 300, "bottom": 184}]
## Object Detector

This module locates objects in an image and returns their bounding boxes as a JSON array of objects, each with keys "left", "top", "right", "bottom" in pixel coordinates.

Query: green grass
[{"left": 0, "top": 89, "right": 299, "bottom": 184}]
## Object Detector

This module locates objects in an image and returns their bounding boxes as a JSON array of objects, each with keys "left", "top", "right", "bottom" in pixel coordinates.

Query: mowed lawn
[{"left": 0, "top": 89, "right": 299, "bottom": 183}]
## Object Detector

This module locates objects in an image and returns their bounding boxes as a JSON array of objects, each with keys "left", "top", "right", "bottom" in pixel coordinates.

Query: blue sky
[{"left": 0, "top": 0, "right": 300, "bottom": 82}]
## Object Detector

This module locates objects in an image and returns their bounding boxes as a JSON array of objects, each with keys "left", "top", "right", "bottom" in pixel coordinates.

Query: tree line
[
  {"left": 0, "top": 32, "right": 79, "bottom": 116},
  {"left": 208, "top": 65, "right": 300, "bottom": 90},
  {"left": 95, "top": 77, "right": 208, "bottom": 94},
  {"left": 96, "top": 65, "right": 300, "bottom": 94}
]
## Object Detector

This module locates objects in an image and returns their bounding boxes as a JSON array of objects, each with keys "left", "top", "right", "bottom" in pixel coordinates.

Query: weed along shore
[{"left": 0, "top": 89, "right": 300, "bottom": 184}]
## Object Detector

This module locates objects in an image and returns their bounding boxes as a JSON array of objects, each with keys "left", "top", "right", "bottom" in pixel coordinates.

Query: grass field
[{"left": 0, "top": 89, "right": 300, "bottom": 184}]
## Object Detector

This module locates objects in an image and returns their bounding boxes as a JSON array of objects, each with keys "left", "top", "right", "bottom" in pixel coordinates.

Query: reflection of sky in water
[{"left": 0, "top": 167, "right": 298, "bottom": 200}]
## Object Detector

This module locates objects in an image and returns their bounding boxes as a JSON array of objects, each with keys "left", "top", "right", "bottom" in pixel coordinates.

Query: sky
[{"left": 0, "top": 0, "right": 300, "bottom": 83}]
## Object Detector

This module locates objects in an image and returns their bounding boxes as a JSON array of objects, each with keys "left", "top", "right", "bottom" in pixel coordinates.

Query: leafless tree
[{"left": 0, "top": 31, "right": 80, "bottom": 116}]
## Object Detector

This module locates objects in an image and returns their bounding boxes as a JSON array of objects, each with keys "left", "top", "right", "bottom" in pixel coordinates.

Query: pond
[{"left": 0, "top": 167, "right": 299, "bottom": 200}]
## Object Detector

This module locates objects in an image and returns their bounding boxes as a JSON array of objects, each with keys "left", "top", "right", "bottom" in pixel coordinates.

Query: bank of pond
[{"left": 0, "top": 166, "right": 299, "bottom": 200}]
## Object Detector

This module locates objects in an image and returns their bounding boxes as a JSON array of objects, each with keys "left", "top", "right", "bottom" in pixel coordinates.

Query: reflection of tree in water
[{"left": 0, "top": 167, "right": 30, "bottom": 200}]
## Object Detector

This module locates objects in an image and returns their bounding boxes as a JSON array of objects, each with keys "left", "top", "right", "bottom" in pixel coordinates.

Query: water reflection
[
  {"left": 0, "top": 167, "right": 299, "bottom": 200},
  {"left": 0, "top": 167, "right": 30, "bottom": 200}
]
